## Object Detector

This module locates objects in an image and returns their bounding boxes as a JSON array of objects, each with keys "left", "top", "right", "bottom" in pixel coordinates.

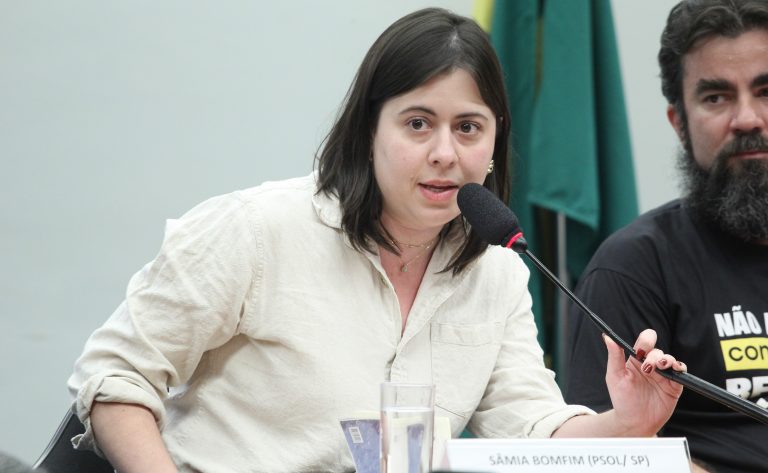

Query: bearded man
[{"left": 565, "top": 1, "right": 768, "bottom": 472}]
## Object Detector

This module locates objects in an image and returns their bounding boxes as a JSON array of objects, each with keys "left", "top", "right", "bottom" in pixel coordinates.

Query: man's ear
[{"left": 667, "top": 104, "right": 686, "bottom": 143}]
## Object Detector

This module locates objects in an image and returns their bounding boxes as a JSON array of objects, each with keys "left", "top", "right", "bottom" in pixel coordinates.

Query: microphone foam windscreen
[{"left": 457, "top": 183, "right": 521, "bottom": 245}]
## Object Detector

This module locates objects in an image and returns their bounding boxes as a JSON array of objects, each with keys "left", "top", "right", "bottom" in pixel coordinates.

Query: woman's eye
[
  {"left": 409, "top": 118, "right": 426, "bottom": 130},
  {"left": 459, "top": 122, "right": 478, "bottom": 133}
]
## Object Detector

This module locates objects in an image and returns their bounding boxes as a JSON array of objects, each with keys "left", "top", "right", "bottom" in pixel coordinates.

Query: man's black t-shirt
[{"left": 565, "top": 199, "right": 768, "bottom": 473}]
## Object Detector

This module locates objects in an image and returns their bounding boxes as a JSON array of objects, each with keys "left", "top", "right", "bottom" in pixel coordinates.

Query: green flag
[
  {"left": 487, "top": 0, "right": 638, "bottom": 361},
  {"left": 488, "top": 0, "right": 545, "bottom": 345},
  {"left": 529, "top": 0, "right": 638, "bottom": 277}
]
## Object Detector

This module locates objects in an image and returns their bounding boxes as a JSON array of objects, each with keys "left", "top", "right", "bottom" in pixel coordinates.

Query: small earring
[{"left": 487, "top": 160, "right": 495, "bottom": 174}]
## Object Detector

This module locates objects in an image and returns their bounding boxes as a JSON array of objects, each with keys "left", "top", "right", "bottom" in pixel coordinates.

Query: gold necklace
[
  {"left": 392, "top": 237, "right": 437, "bottom": 273},
  {"left": 391, "top": 236, "right": 434, "bottom": 249}
]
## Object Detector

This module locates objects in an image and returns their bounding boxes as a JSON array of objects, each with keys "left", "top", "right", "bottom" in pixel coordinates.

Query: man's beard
[{"left": 678, "top": 131, "right": 768, "bottom": 242}]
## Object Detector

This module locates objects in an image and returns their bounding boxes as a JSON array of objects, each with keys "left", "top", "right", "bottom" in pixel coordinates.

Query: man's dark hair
[
  {"left": 315, "top": 8, "right": 511, "bottom": 274},
  {"left": 659, "top": 0, "right": 768, "bottom": 112}
]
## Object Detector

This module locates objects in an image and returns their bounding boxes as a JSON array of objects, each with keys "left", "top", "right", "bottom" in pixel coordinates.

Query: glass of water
[{"left": 380, "top": 382, "right": 435, "bottom": 473}]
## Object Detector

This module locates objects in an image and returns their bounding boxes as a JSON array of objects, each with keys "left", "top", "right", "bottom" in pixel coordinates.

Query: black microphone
[{"left": 457, "top": 182, "right": 768, "bottom": 425}]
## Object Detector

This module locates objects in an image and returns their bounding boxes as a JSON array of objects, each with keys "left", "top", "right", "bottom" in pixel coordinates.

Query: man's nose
[{"left": 731, "top": 98, "right": 767, "bottom": 134}]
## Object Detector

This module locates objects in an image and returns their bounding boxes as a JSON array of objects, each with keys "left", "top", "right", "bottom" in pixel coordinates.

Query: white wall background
[
  {"left": 0, "top": 0, "right": 679, "bottom": 464},
  {"left": 614, "top": 1, "right": 682, "bottom": 211}
]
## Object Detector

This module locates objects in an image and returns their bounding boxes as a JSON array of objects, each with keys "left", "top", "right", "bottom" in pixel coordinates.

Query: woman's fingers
[
  {"left": 641, "top": 348, "right": 666, "bottom": 374},
  {"left": 604, "top": 328, "right": 688, "bottom": 377},
  {"left": 640, "top": 349, "right": 687, "bottom": 375},
  {"left": 632, "top": 328, "right": 658, "bottom": 362},
  {"left": 603, "top": 334, "right": 626, "bottom": 380}
]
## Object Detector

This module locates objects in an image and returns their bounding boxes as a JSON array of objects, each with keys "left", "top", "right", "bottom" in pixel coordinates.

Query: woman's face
[{"left": 372, "top": 68, "right": 496, "bottom": 238}]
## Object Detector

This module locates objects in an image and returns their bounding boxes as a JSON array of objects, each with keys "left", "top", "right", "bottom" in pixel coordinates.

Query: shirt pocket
[{"left": 430, "top": 321, "right": 503, "bottom": 419}]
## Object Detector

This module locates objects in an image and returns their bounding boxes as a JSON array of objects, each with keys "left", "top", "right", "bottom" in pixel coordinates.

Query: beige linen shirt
[{"left": 68, "top": 174, "right": 592, "bottom": 472}]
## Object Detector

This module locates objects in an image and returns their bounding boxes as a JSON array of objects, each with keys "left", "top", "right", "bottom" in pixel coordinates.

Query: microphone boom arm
[
  {"left": 521, "top": 248, "right": 768, "bottom": 425},
  {"left": 455, "top": 182, "right": 768, "bottom": 424}
]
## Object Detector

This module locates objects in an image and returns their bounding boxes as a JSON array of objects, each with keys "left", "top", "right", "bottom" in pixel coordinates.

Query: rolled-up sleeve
[
  {"left": 67, "top": 191, "right": 262, "bottom": 451},
  {"left": 467, "top": 257, "right": 594, "bottom": 439}
]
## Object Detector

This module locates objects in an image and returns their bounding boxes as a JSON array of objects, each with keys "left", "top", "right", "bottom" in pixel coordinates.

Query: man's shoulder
[
  {"left": 588, "top": 199, "right": 691, "bottom": 269},
  {"left": 612, "top": 199, "right": 686, "bottom": 241},
  {"left": 604, "top": 200, "right": 690, "bottom": 247}
]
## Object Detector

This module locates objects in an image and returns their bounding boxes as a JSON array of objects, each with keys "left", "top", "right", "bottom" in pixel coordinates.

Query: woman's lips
[{"left": 419, "top": 182, "right": 459, "bottom": 201}]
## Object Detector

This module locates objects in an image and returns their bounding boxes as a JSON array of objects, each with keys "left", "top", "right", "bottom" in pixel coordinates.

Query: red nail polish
[
  {"left": 636, "top": 348, "right": 647, "bottom": 360},
  {"left": 643, "top": 364, "right": 653, "bottom": 374}
]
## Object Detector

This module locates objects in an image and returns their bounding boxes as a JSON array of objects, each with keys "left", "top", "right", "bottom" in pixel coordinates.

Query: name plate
[{"left": 443, "top": 438, "right": 691, "bottom": 472}]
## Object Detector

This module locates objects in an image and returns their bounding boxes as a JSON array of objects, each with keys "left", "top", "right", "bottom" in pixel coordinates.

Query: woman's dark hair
[
  {"left": 659, "top": 0, "right": 768, "bottom": 113},
  {"left": 315, "top": 7, "right": 511, "bottom": 275}
]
